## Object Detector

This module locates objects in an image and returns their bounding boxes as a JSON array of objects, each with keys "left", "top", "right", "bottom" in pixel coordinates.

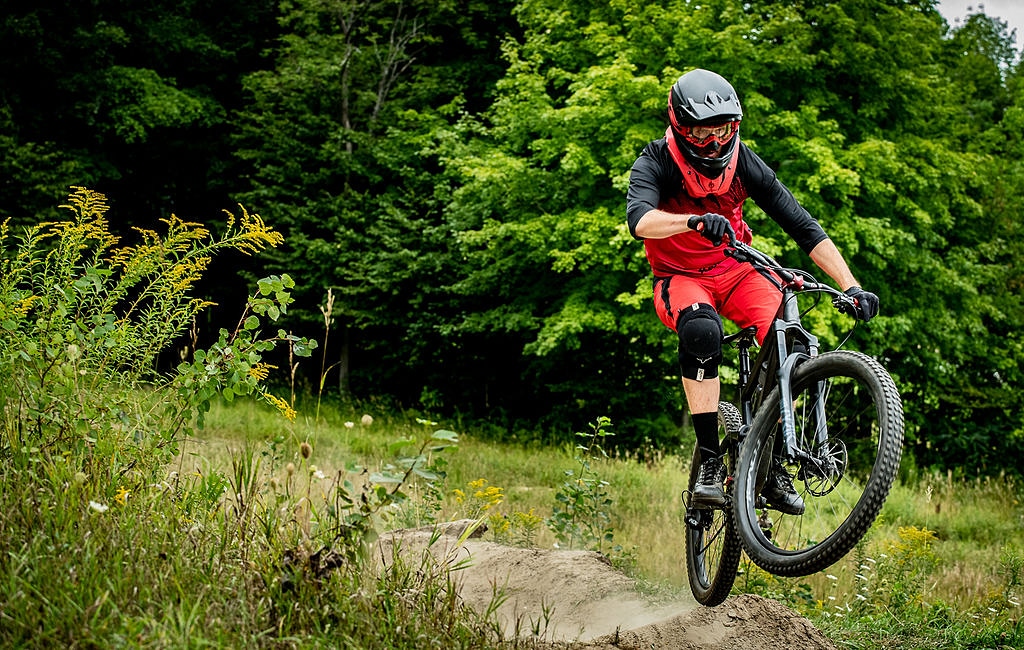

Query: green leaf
[
  {"left": 431, "top": 429, "right": 459, "bottom": 442},
  {"left": 257, "top": 277, "right": 274, "bottom": 296},
  {"left": 387, "top": 438, "right": 415, "bottom": 455},
  {"left": 369, "top": 471, "right": 402, "bottom": 484}
]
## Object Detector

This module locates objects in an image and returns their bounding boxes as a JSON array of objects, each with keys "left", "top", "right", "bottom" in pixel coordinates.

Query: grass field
[
  {"left": 4, "top": 395, "right": 1020, "bottom": 649},
  {"left": 191, "top": 398, "right": 1024, "bottom": 648}
]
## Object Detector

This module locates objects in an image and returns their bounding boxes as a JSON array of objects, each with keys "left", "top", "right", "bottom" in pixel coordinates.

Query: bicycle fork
[{"left": 778, "top": 359, "right": 844, "bottom": 491}]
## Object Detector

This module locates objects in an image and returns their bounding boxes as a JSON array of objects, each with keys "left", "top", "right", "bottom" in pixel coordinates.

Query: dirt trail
[{"left": 379, "top": 522, "right": 837, "bottom": 649}]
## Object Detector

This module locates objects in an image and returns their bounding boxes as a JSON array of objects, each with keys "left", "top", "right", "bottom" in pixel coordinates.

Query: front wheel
[
  {"left": 684, "top": 401, "right": 744, "bottom": 605},
  {"left": 732, "top": 351, "right": 903, "bottom": 577}
]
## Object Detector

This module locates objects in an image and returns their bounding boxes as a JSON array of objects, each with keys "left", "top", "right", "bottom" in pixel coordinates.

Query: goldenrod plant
[{"left": 0, "top": 187, "right": 314, "bottom": 478}]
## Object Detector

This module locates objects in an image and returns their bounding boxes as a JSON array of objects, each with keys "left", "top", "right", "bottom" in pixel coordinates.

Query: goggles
[{"left": 682, "top": 121, "right": 740, "bottom": 147}]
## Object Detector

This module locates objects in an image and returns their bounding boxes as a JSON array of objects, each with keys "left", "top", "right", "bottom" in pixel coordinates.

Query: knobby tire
[
  {"left": 684, "top": 402, "right": 744, "bottom": 605},
  {"left": 732, "top": 350, "right": 903, "bottom": 577}
]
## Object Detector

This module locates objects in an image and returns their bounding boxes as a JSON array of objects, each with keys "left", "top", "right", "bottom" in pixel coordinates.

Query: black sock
[{"left": 692, "top": 412, "right": 720, "bottom": 461}]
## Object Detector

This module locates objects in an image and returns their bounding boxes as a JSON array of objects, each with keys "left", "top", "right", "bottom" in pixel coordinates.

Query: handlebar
[{"left": 723, "top": 239, "right": 859, "bottom": 316}]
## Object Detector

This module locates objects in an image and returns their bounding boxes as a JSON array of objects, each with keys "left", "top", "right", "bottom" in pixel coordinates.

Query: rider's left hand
[{"left": 842, "top": 286, "right": 879, "bottom": 322}]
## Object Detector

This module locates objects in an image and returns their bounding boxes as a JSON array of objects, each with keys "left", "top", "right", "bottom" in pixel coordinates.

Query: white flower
[
  {"left": 89, "top": 501, "right": 109, "bottom": 513},
  {"left": 314, "top": 470, "right": 326, "bottom": 480},
  {"left": 361, "top": 414, "right": 374, "bottom": 426},
  {"left": 344, "top": 421, "right": 355, "bottom": 429}
]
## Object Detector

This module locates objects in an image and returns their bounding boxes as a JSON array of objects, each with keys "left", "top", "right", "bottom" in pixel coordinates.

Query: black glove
[
  {"left": 687, "top": 213, "right": 735, "bottom": 246},
  {"left": 837, "top": 286, "right": 879, "bottom": 322}
]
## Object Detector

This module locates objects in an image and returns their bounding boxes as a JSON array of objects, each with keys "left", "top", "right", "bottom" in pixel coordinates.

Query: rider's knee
[{"left": 677, "top": 303, "right": 723, "bottom": 381}]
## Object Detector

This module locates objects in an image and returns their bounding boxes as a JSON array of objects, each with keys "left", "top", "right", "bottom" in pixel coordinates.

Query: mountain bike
[{"left": 683, "top": 241, "right": 904, "bottom": 606}]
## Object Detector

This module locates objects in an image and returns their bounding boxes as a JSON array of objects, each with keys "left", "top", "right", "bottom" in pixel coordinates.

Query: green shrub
[
  {"left": 0, "top": 189, "right": 498, "bottom": 648},
  {"left": 545, "top": 415, "right": 619, "bottom": 554}
]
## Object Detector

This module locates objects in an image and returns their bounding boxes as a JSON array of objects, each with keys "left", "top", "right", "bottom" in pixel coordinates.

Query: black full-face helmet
[{"left": 667, "top": 69, "right": 743, "bottom": 178}]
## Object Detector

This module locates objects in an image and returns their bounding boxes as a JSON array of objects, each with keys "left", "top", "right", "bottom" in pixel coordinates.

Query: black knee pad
[{"left": 677, "top": 303, "right": 723, "bottom": 381}]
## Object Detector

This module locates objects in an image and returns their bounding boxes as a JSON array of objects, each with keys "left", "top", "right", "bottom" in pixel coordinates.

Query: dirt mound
[{"left": 379, "top": 521, "right": 837, "bottom": 649}]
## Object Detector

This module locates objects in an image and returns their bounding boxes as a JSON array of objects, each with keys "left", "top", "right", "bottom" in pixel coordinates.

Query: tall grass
[
  {"left": 194, "top": 398, "right": 1024, "bottom": 648},
  {"left": 0, "top": 189, "right": 513, "bottom": 649}
]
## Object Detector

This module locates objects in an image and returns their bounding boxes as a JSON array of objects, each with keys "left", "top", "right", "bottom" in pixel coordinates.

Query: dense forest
[{"left": 2, "top": 0, "right": 1021, "bottom": 476}]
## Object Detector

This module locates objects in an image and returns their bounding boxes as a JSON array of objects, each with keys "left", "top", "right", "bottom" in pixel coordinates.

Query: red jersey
[{"left": 626, "top": 136, "right": 827, "bottom": 277}]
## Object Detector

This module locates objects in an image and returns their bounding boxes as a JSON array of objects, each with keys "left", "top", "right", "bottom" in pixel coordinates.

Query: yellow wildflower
[
  {"left": 248, "top": 363, "right": 276, "bottom": 381},
  {"left": 474, "top": 485, "right": 504, "bottom": 510},
  {"left": 263, "top": 393, "right": 296, "bottom": 421},
  {"left": 488, "top": 513, "right": 511, "bottom": 536},
  {"left": 223, "top": 205, "right": 284, "bottom": 255},
  {"left": 13, "top": 295, "right": 39, "bottom": 317}
]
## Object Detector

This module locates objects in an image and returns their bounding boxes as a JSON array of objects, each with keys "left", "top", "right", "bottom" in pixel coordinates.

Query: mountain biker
[{"left": 625, "top": 68, "right": 878, "bottom": 514}]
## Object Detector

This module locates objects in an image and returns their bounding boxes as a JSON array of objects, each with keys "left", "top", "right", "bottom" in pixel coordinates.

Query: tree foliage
[{"left": 0, "top": 0, "right": 1022, "bottom": 475}]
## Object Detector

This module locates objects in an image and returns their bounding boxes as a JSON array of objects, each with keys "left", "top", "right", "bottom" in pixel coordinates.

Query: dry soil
[{"left": 378, "top": 521, "right": 837, "bottom": 650}]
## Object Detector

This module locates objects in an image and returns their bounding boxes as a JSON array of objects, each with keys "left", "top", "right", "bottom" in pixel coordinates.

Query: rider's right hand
[{"left": 687, "top": 213, "right": 735, "bottom": 247}]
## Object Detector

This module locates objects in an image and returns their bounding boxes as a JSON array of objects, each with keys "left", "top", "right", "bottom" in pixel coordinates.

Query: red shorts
[{"left": 653, "top": 259, "right": 782, "bottom": 345}]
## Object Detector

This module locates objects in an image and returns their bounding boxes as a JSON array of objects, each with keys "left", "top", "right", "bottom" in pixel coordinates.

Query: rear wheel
[
  {"left": 733, "top": 351, "right": 903, "bottom": 577},
  {"left": 684, "top": 401, "right": 744, "bottom": 606}
]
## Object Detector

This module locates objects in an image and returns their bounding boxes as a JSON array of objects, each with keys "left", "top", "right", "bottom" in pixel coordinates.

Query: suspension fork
[
  {"left": 772, "top": 299, "right": 823, "bottom": 461},
  {"left": 776, "top": 351, "right": 807, "bottom": 459}
]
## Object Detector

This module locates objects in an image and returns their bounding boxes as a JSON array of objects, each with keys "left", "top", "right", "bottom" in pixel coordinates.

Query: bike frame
[{"left": 724, "top": 242, "right": 851, "bottom": 466}]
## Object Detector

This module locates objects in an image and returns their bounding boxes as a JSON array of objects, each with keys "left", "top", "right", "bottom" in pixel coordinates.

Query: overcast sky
[{"left": 937, "top": 0, "right": 1024, "bottom": 49}]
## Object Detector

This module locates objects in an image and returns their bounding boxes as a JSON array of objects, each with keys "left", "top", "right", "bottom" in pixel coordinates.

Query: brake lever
[{"left": 832, "top": 293, "right": 858, "bottom": 315}]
